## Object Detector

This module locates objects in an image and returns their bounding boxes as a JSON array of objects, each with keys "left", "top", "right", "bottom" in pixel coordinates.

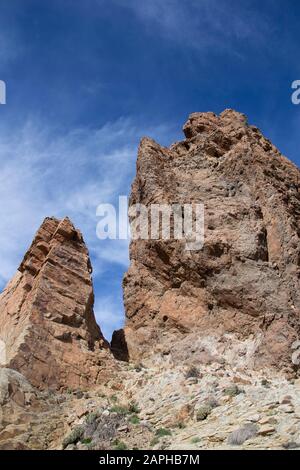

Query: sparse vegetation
[
  {"left": 155, "top": 427, "right": 172, "bottom": 437},
  {"left": 129, "top": 401, "right": 140, "bottom": 414},
  {"left": 81, "top": 437, "right": 92, "bottom": 445},
  {"left": 109, "top": 401, "right": 140, "bottom": 417},
  {"left": 185, "top": 366, "right": 200, "bottom": 379},
  {"left": 85, "top": 412, "right": 98, "bottom": 424},
  {"left": 177, "top": 422, "right": 186, "bottom": 429},
  {"left": 227, "top": 423, "right": 258, "bottom": 446},
  {"left": 62, "top": 426, "right": 84, "bottom": 449},
  {"left": 150, "top": 437, "right": 160, "bottom": 447},
  {"left": 190, "top": 437, "right": 200, "bottom": 444},
  {"left": 113, "top": 439, "right": 128, "bottom": 450},
  {"left": 196, "top": 404, "right": 212, "bottom": 421},
  {"left": 129, "top": 414, "right": 140, "bottom": 425},
  {"left": 223, "top": 384, "right": 242, "bottom": 397},
  {"left": 109, "top": 405, "right": 130, "bottom": 415}
]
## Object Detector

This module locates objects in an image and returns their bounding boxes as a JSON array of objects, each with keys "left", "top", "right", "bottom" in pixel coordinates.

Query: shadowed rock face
[
  {"left": 0, "top": 217, "right": 110, "bottom": 390},
  {"left": 120, "top": 109, "right": 300, "bottom": 375}
]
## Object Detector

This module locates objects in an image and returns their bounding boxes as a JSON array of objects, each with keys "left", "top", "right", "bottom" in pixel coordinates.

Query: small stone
[
  {"left": 102, "top": 409, "right": 110, "bottom": 417},
  {"left": 258, "top": 425, "right": 276, "bottom": 436},
  {"left": 76, "top": 442, "right": 87, "bottom": 450},
  {"left": 282, "top": 441, "right": 300, "bottom": 450},
  {"left": 259, "top": 416, "right": 277, "bottom": 425},
  {"left": 117, "top": 425, "right": 129, "bottom": 432},
  {"left": 291, "top": 350, "right": 300, "bottom": 366},
  {"left": 291, "top": 340, "right": 300, "bottom": 350},
  {"left": 75, "top": 406, "right": 88, "bottom": 418},
  {"left": 280, "top": 395, "right": 292, "bottom": 405},
  {"left": 278, "top": 404, "right": 294, "bottom": 413},
  {"left": 185, "top": 377, "right": 198, "bottom": 385},
  {"left": 140, "top": 420, "right": 151, "bottom": 429},
  {"left": 246, "top": 414, "right": 261, "bottom": 423},
  {"left": 220, "top": 396, "right": 231, "bottom": 404},
  {"left": 233, "top": 376, "right": 252, "bottom": 385}
]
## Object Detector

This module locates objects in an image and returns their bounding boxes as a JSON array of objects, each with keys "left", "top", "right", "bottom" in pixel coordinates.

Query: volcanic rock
[
  {"left": 0, "top": 217, "right": 110, "bottom": 390},
  {"left": 119, "top": 109, "right": 300, "bottom": 374}
]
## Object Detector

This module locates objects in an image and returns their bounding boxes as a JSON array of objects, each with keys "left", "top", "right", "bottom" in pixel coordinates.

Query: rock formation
[
  {"left": 118, "top": 109, "right": 300, "bottom": 375},
  {"left": 1, "top": 109, "right": 300, "bottom": 451},
  {"left": 0, "top": 217, "right": 110, "bottom": 390}
]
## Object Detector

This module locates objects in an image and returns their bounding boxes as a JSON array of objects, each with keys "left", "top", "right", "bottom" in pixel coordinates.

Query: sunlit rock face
[
  {"left": 0, "top": 216, "right": 111, "bottom": 390},
  {"left": 119, "top": 109, "right": 300, "bottom": 375}
]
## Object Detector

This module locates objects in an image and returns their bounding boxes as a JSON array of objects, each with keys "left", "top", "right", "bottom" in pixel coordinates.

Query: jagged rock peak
[
  {"left": 182, "top": 109, "right": 248, "bottom": 139},
  {"left": 119, "top": 109, "right": 300, "bottom": 376},
  {"left": 0, "top": 216, "right": 111, "bottom": 390}
]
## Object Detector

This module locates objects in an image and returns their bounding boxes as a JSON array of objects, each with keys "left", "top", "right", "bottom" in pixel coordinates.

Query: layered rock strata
[
  {"left": 0, "top": 217, "right": 110, "bottom": 390},
  {"left": 118, "top": 110, "right": 300, "bottom": 375}
]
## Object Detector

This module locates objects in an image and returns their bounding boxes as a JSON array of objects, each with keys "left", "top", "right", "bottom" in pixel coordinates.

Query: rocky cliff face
[
  {"left": 0, "top": 217, "right": 110, "bottom": 390},
  {"left": 1, "top": 110, "right": 300, "bottom": 451},
  {"left": 120, "top": 109, "right": 300, "bottom": 375}
]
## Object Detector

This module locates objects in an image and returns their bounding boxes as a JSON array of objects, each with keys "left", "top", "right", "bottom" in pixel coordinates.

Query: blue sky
[{"left": 0, "top": 0, "right": 300, "bottom": 339}]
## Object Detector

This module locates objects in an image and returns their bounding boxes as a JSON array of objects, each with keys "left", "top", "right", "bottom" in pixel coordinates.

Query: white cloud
[
  {"left": 0, "top": 115, "right": 174, "bottom": 335},
  {"left": 114, "top": 0, "right": 272, "bottom": 57}
]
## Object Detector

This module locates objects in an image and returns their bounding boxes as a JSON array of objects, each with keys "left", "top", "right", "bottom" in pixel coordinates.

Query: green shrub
[
  {"left": 129, "top": 415, "right": 140, "bottom": 425},
  {"left": 155, "top": 428, "right": 172, "bottom": 437},
  {"left": 113, "top": 439, "right": 128, "bottom": 450},
  {"left": 85, "top": 412, "right": 99, "bottom": 424},
  {"left": 109, "top": 405, "right": 130, "bottom": 415},
  {"left": 62, "top": 426, "right": 84, "bottom": 449},
  {"left": 196, "top": 405, "right": 212, "bottom": 421},
  {"left": 190, "top": 437, "right": 200, "bottom": 444},
  {"left": 223, "top": 385, "right": 242, "bottom": 397},
  {"left": 129, "top": 401, "right": 140, "bottom": 414},
  {"left": 81, "top": 438, "right": 92, "bottom": 445}
]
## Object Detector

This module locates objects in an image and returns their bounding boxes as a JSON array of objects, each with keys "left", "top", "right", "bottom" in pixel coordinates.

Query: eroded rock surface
[
  {"left": 120, "top": 109, "right": 300, "bottom": 375},
  {"left": 0, "top": 217, "right": 111, "bottom": 390},
  {"left": 1, "top": 109, "right": 300, "bottom": 451}
]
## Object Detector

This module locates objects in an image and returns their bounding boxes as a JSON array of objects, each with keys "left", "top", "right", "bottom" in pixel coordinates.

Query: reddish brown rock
[
  {"left": 119, "top": 109, "right": 300, "bottom": 374},
  {"left": 0, "top": 217, "right": 110, "bottom": 390}
]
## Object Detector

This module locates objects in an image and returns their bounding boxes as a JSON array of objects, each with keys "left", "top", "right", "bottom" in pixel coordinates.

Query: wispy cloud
[
  {"left": 115, "top": 0, "right": 273, "bottom": 57},
  {"left": 0, "top": 115, "right": 175, "bottom": 336}
]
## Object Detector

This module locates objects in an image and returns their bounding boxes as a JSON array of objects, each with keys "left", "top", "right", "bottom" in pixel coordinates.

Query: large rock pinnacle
[
  {"left": 118, "top": 109, "right": 300, "bottom": 375},
  {"left": 0, "top": 217, "right": 110, "bottom": 390}
]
